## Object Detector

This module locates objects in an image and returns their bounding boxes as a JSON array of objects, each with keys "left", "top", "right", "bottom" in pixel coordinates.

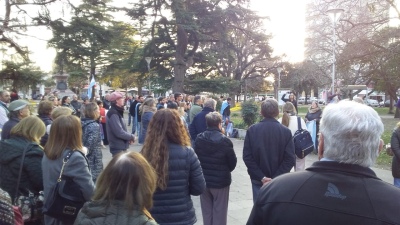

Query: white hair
[
  {"left": 320, "top": 100, "right": 383, "bottom": 167},
  {"left": 203, "top": 98, "right": 216, "bottom": 109}
]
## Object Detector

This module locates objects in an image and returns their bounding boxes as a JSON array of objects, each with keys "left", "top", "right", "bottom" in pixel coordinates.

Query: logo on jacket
[{"left": 324, "top": 183, "right": 347, "bottom": 200}]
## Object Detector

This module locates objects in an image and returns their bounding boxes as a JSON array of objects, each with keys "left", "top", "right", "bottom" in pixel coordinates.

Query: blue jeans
[
  {"left": 394, "top": 178, "right": 400, "bottom": 188},
  {"left": 131, "top": 116, "right": 136, "bottom": 134},
  {"left": 251, "top": 179, "right": 263, "bottom": 204},
  {"left": 110, "top": 148, "right": 126, "bottom": 157}
]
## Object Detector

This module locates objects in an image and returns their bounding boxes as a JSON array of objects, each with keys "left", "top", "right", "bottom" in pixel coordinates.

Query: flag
[{"left": 87, "top": 76, "right": 96, "bottom": 99}]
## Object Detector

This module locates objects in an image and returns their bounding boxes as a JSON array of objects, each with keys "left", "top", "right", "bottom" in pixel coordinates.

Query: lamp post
[
  {"left": 276, "top": 67, "right": 283, "bottom": 100},
  {"left": 327, "top": 8, "right": 344, "bottom": 96},
  {"left": 145, "top": 57, "right": 152, "bottom": 95}
]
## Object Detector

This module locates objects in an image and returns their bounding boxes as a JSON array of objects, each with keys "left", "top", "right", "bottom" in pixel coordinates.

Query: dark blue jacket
[
  {"left": 189, "top": 107, "right": 214, "bottom": 140},
  {"left": 38, "top": 115, "right": 52, "bottom": 146},
  {"left": 243, "top": 117, "right": 295, "bottom": 182},
  {"left": 151, "top": 143, "right": 205, "bottom": 225},
  {"left": 1, "top": 117, "right": 19, "bottom": 140},
  {"left": 194, "top": 128, "right": 237, "bottom": 188}
]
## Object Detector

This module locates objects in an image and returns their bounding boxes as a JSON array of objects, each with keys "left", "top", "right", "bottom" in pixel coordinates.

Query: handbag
[
  {"left": 43, "top": 150, "right": 85, "bottom": 223},
  {"left": 293, "top": 117, "right": 315, "bottom": 159},
  {"left": 13, "top": 144, "right": 44, "bottom": 223}
]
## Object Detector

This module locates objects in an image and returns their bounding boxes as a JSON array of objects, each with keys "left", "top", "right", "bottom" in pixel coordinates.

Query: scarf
[
  {"left": 109, "top": 103, "right": 124, "bottom": 118},
  {"left": 308, "top": 106, "right": 320, "bottom": 114}
]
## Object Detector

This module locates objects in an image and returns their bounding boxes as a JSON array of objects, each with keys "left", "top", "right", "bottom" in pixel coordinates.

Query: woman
[
  {"left": 278, "top": 102, "right": 307, "bottom": 171},
  {"left": 81, "top": 102, "right": 103, "bottom": 183},
  {"left": 281, "top": 92, "right": 298, "bottom": 113},
  {"left": 305, "top": 100, "right": 322, "bottom": 152},
  {"left": 47, "top": 107, "right": 73, "bottom": 135},
  {"left": 139, "top": 98, "right": 157, "bottom": 144},
  {"left": 97, "top": 100, "right": 108, "bottom": 146},
  {"left": 391, "top": 122, "right": 400, "bottom": 188},
  {"left": 73, "top": 152, "right": 158, "bottom": 225},
  {"left": 48, "top": 96, "right": 59, "bottom": 108},
  {"left": 38, "top": 100, "right": 53, "bottom": 146},
  {"left": 0, "top": 116, "right": 45, "bottom": 202},
  {"left": 42, "top": 115, "right": 95, "bottom": 225},
  {"left": 141, "top": 109, "right": 205, "bottom": 225},
  {"left": 178, "top": 102, "right": 189, "bottom": 123},
  {"left": 61, "top": 96, "right": 76, "bottom": 115}
]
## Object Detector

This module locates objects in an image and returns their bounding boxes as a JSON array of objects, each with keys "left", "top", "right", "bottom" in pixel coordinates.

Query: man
[
  {"left": 243, "top": 99, "right": 295, "bottom": 203},
  {"left": 103, "top": 93, "right": 111, "bottom": 109},
  {"left": 0, "top": 90, "right": 11, "bottom": 129},
  {"left": 129, "top": 95, "right": 144, "bottom": 135},
  {"left": 220, "top": 97, "right": 231, "bottom": 123},
  {"left": 189, "top": 98, "right": 216, "bottom": 141},
  {"left": 70, "top": 94, "right": 81, "bottom": 117},
  {"left": 106, "top": 92, "right": 135, "bottom": 156},
  {"left": 194, "top": 112, "right": 237, "bottom": 225},
  {"left": 247, "top": 101, "right": 400, "bottom": 225},
  {"left": 126, "top": 95, "right": 133, "bottom": 126},
  {"left": 189, "top": 95, "right": 203, "bottom": 124},
  {"left": 1, "top": 100, "right": 30, "bottom": 140},
  {"left": 174, "top": 92, "right": 183, "bottom": 104},
  {"left": 156, "top": 96, "right": 166, "bottom": 110}
]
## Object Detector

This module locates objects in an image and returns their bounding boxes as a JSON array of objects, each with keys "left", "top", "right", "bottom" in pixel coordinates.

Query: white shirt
[{"left": 278, "top": 115, "right": 307, "bottom": 136}]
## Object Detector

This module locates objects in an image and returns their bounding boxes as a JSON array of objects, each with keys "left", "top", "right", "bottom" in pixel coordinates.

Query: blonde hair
[
  {"left": 10, "top": 116, "right": 46, "bottom": 143},
  {"left": 93, "top": 152, "right": 157, "bottom": 215},
  {"left": 51, "top": 107, "right": 72, "bottom": 120},
  {"left": 44, "top": 115, "right": 83, "bottom": 160},
  {"left": 83, "top": 102, "right": 99, "bottom": 120},
  {"left": 178, "top": 102, "right": 186, "bottom": 116}
]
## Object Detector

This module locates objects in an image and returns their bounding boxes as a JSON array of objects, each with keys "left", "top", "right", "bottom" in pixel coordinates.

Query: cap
[
  {"left": 8, "top": 100, "right": 29, "bottom": 111},
  {"left": 109, "top": 92, "right": 124, "bottom": 102}
]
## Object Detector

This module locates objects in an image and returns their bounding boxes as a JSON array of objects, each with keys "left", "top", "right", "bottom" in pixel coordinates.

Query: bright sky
[{"left": 20, "top": 0, "right": 307, "bottom": 72}]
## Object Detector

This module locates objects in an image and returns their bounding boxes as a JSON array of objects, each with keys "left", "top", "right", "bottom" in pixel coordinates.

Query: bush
[{"left": 241, "top": 100, "right": 259, "bottom": 128}]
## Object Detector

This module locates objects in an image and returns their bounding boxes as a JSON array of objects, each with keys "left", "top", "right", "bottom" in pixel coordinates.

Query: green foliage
[
  {"left": 0, "top": 61, "right": 44, "bottom": 92},
  {"left": 185, "top": 77, "right": 240, "bottom": 95},
  {"left": 240, "top": 100, "right": 259, "bottom": 128}
]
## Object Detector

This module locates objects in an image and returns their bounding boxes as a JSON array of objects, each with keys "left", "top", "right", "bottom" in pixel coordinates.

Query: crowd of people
[{"left": 0, "top": 89, "right": 399, "bottom": 225}]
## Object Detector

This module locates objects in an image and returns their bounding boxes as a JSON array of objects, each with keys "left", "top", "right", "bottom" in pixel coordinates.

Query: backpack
[{"left": 293, "top": 117, "right": 314, "bottom": 159}]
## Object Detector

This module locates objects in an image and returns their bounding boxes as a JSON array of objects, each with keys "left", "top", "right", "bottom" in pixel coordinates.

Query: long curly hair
[{"left": 140, "top": 109, "right": 191, "bottom": 190}]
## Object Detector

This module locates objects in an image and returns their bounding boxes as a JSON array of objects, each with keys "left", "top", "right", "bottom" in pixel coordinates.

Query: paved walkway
[{"left": 101, "top": 134, "right": 393, "bottom": 225}]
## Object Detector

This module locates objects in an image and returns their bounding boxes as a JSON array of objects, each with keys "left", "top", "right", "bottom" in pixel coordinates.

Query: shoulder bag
[
  {"left": 43, "top": 150, "right": 86, "bottom": 223},
  {"left": 293, "top": 117, "right": 314, "bottom": 159},
  {"left": 13, "top": 144, "right": 44, "bottom": 223}
]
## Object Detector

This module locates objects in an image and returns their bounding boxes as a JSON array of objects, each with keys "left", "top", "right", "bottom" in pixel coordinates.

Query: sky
[{"left": 14, "top": 0, "right": 307, "bottom": 72}]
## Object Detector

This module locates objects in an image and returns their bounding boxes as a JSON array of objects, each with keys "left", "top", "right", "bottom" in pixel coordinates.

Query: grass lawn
[{"left": 231, "top": 103, "right": 399, "bottom": 170}]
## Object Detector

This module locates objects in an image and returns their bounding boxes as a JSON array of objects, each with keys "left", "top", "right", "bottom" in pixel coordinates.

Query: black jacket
[
  {"left": 247, "top": 161, "right": 400, "bottom": 225},
  {"left": 0, "top": 137, "right": 43, "bottom": 200},
  {"left": 38, "top": 114, "right": 52, "bottom": 146},
  {"left": 194, "top": 128, "right": 237, "bottom": 188},
  {"left": 243, "top": 117, "right": 295, "bottom": 182},
  {"left": 151, "top": 143, "right": 205, "bottom": 225},
  {"left": 391, "top": 128, "right": 400, "bottom": 178},
  {"left": 189, "top": 107, "right": 214, "bottom": 140},
  {"left": 1, "top": 117, "right": 19, "bottom": 140}
]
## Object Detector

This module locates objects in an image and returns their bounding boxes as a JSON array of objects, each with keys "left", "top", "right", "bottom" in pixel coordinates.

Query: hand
[{"left": 261, "top": 177, "right": 272, "bottom": 186}]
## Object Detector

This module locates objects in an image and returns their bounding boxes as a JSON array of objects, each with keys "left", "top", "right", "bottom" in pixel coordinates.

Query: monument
[{"left": 52, "top": 73, "right": 76, "bottom": 98}]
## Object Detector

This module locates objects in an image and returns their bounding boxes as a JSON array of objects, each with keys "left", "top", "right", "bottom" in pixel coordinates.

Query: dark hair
[
  {"left": 96, "top": 100, "right": 103, "bottom": 106},
  {"left": 167, "top": 101, "right": 178, "bottom": 109},
  {"left": 206, "top": 112, "right": 222, "bottom": 128},
  {"left": 174, "top": 92, "right": 182, "bottom": 100},
  {"left": 194, "top": 95, "right": 201, "bottom": 103},
  {"left": 61, "top": 96, "right": 69, "bottom": 105},
  {"left": 158, "top": 96, "right": 164, "bottom": 103},
  {"left": 227, "top": 97, "right": 232, "bottom": 101}
]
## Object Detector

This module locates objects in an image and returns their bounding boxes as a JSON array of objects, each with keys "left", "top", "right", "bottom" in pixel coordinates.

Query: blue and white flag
[{"left": 87, "top": 76, "right": 96, "bottom": 99}]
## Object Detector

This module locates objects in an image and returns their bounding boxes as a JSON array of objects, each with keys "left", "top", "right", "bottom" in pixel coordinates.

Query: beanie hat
[
  {"left": 109, "top": 92, "right": 124, "bottom": 102},
  {"left": 8, "top": 100, "right": 29, "bottom": 111}
]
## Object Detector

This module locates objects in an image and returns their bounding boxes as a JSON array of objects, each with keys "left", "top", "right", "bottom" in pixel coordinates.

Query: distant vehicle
[
  {"left": 298, "top": 97, "right": 306, "bottom": 104},
  {"left": 309, "top": 97, "right": 318, "bottom": 102},
  {"left": 318, "top": 99, "right": 326, "bottom": 105},
  {"left": 364, "top": 99, "right": 379, "bottom": 107},
  {"left": 381, "top": 99, "right": 397, "bottom": 107}
]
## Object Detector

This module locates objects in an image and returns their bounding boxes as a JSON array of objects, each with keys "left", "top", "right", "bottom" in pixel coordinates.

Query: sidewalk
[{"left": 101, "top": 136, "right": 393, "bottom": 225}]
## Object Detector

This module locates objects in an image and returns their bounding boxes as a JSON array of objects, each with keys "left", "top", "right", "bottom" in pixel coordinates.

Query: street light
[
  {"left": 327, "top": 8, "right": 344, "bottom": 96},
  {"left": 276, "top": 67, "right": 283, "bottom": 100},
  {"left": 145, "top": 57, "right": 152, "bottom": 95}
]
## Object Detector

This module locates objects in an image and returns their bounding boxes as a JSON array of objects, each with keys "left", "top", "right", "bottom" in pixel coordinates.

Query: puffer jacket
[
  {"left": 81, "top": 118, "right": 103, "bottom": 182},
  {"left": 194, "top": 128, "right": 237, "bottom": 188},
  {"left": 74, "top": 200, "right": 157, "bottom": 225},
  {"left": 150, "top": 143, "right": 205, "bottom": 225},
  {"left": 0, "top": 136, "right": 43, "bottom": 200},
  {"left": 391, "top": 128, "right": 400, "bottom": 178}
]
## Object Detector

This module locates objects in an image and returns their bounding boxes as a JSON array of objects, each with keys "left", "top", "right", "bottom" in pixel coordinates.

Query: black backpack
[{"left": 293, "top": 117, "right": 314, "bottom": 159}]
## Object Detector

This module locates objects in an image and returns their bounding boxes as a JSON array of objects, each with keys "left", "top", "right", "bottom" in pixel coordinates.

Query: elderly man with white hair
[{"left": 247, "top": 100, "right": 400, "bottom": 225}]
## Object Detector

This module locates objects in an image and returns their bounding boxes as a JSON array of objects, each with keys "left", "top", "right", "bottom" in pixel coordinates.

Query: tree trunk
[{"left": 173, "top": 63, "right": 185, "bottom": 93}]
